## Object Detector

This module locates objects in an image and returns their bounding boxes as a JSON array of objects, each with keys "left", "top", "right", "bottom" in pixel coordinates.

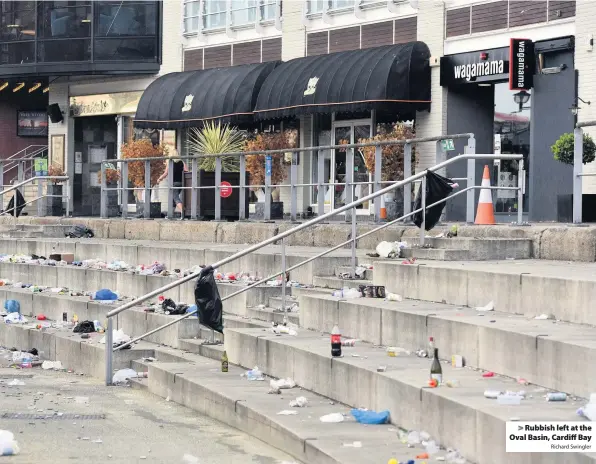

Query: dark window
[
  {"left": 0, "top": 41, "right": 35, "bottom": 64},
  {"left": 0, "top": 1, "right": 35, "bottom": 42},
  {"left": 38, "top": 1, "right": 92, "bottom": 39},
  {"left": 38, "top": 38, "right": 90, "bottom": 62},
  {"left": 94, "top": 38, "right": 157, "bottom": 61},
  {"left": 95, "top": 1, "right": 157, "bottom": 37}
]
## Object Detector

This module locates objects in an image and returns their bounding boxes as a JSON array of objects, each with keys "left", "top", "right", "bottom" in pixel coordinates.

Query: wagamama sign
[{"left": 454, "top": 60, "right": 505, "bottom": 82}]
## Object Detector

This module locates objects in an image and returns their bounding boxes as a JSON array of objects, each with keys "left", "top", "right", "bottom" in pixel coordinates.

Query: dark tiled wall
[
  {"left": 446, "top": 0, "right": 575, "bottom": 38},
  {"left": 183, "top": 38, "right": 281, "bottom": 71}
]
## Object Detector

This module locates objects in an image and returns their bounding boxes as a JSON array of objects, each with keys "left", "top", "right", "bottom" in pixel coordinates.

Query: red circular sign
[{"left": 220, "top": 181, "right": 232, "bottom": 198}]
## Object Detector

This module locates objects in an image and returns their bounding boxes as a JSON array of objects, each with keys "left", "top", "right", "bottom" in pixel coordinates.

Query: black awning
[
  {"left": 134, "top": 61, "right": 280, "bottom": 129},
  {"left": 254, "top": 42, "right": 431, "bottom": 120}
]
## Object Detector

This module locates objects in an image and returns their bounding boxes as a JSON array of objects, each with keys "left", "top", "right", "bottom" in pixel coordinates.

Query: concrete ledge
[
  {"left": 224, "top": 327, "right": 595, "bottom": 464},
  {"left": 372, "top": 261, "right": 596, "bottom": 325},
  {"left": 298, "top": 292, "right": 596, "bottom": 397}
]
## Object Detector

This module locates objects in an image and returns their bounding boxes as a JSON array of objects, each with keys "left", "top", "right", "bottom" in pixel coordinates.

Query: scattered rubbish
[
  {"left": 484, "top": 390, "right": 502, "bottom": 399},
  {"left": 289, "top": 396, "right": 308, "bottom": 408},
  {"left": 413, "top": 171, "right": 455, "bottom": 231},
  {"left": 92, "top": 289, "right": 118, "bottom": 301},
  {"left": 112, "top": 369, "right": 143, "bottom": 385},
  {"left": 547, "top": 392, "right": 567, "bottom": 402},
  {"left": 351, "top": 409, "right": 390, "bottom": 425},
  {"left": 416, "top": 452, "right": 429, "bottom": 459},
  {"left": 385, "top": 292, "right": 403, "bottom": 302},
  {"left": 245, "top": 367, "right": 264, "bottom": 381},
  {"left": 7, "top": 379, "right": 25, "bottom": 386},
  {"left": 331, "top": 324, "right": 342, "bottom": 357},
  {"left": 182, "top": 454, "right": 200, "bottom": 463},
  {"left": 445, "top": 380, "right": 460, "bottom": 388},
  {"left": 42, "top": 360, "right": 63, "bottom": 371},
  {"left": 4, "top": 300, "right": 19, "bottom": 314},
  {"left": 277, "top": 410, "right": 298, "bottom": 416},
  {"left": 271, "top": 325, "right": 297, "bottom": 336},
  {"left": 194, "top": 267, "right": 224, "bottom": 333},
  {"left": 93, "top": 439, "right": 103, "bottom": 444},
  {"left": 516, "top": 377, "right": 529, "bottom": 386},
  {"left": 4, "top": 313, "right": 27, "bottom": 324},
  {"left": 424, "top": 439, "right": 440, "bottom": 455},
  {"left": 354, "top": 266, "right": 367, "bottom": 279},
  {"left": 482, "top": 372, "right": 495, "bottom": 378},
  {"left": 75, "top": 397, "right": 89, "bottom": 404},
  {"left": 73, "top": 321, "right": 95, "bottom": 334},
  {"left": 332, "top": 288, "right": 361, "bottom": 299},
  {"left": 359, "top": 285, "right": 385, "bottom": 299},
  {"left": 341, "top": 339, "right": 357, "bottom": 347},
  {"left": 577, "top": 394, "right": 596, "bottom": 421},
  {"left": 0, "top": 430, "right": 19, "bottom": 456},
  {"left": 534, "top": 314, "right": 554, "bottom": 320},
  {"left": 343, "top": 441, "right": 362, "bottom": 448},
  {"left": 401, "top": 257, "right": 417, "bottom": 265},
  {"left": 80, "top": 334, "right": 90, "bottom": 339},
  {"left": 270, "top": 378, "right": 296, "bottom": 390},
  {"left": 476, "top": 301, "right": 494, "bottom": 312},
  {"left": 376, "top": 241, "right": 407, "bottom": 259},
  {"left": 376, "top": 365, "right": 387, "bottom": 373},
  {"left": 36, "top": 314, "right": 46, "bottom": 320},
  {"left": 161, "top": 298, "right": 189, "bottom": 316},
  {"left": 497, "top": 394, "right": 522, "bottom": 405},
  {"left": 451, "top": 355, "right": 464, "bottom": 368},
  {"left": 415, "top": 349, "right": 428, "bottom": 358},
  {"left": 407, "top": 431, "right": 421, "bottom": 445},
  {"left": 320, "top": 413, "right": 344, "bottom": 423},
  {"left": 387, "top": 347, "right": 397, "bottom": 357},
  {"left": 99, "top": 329, "right": 131, "bottom": 347}
]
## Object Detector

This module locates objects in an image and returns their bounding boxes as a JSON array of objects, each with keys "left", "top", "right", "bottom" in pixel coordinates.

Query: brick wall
[{"left": 575, "top": 0, "right": 596, "bottom": 193}]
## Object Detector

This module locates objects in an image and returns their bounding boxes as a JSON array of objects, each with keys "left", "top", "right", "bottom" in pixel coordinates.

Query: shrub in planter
[
  {"left": 552, "top": 132, "right": 596, "bottom": 165},
  {"left": 187, "top": 121, "right": 245, "bottom": 172}
]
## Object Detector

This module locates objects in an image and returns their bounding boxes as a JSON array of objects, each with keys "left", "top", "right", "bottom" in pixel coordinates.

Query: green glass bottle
[
  {"left": 221, "top": 350, "right": 229, "bottom": 373},
  {"left": 430, "top": 347, "right": 442, "bottom": 385}
]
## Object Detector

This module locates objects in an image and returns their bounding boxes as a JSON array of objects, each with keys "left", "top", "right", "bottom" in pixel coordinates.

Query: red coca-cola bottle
[{"left": 331, "top": 324, "right": 341, "bottom": 357}]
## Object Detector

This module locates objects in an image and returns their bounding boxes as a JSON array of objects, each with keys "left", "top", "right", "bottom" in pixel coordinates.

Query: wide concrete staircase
[{"left": 0, "top": 232, "right": 595, "bottom": 463}]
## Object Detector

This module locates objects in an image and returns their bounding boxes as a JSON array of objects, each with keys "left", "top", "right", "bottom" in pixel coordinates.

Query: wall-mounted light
[
  {"left": 0, "top": 82, "right": 8, "bottom": 92},
  {"left": 12, "top": 82, "right": 24, "bottom": 92},
  {"left": 42, "top": 86, "right": 49, "bottom": 93},
  {"left": 28, "top": 83, "right": 41, "bottom": 93},
  {"left": 570, "top": 97, "right": 591, "bottom": 116}
]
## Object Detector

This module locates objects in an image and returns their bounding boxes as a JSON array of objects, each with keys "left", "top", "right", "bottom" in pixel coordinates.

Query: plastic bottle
[{"left": 331, "top": 324, "right": 341, "bottom": 357}]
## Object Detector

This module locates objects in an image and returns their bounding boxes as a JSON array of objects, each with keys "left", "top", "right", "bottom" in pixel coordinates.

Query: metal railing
[
  {"left": 103, "top": 133, "right": 492, "bottom": 223},
  {"left": 0, "top": 146, "right": 49, "bottom": 189},
  {"left": 573, "top": 122, "right": 596, "bottom": 224},
  {"left": 0, "top": 176, "right": 70, "bottom": 226},
  {"left": 103, "top": 145, "right": 524, "bottom": 385}
]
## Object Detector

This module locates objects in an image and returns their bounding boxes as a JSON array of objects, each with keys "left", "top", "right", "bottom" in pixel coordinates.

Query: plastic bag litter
[
  {"left": 376, "top": 241, "right": 407, "bottom": 259},
  {"left": 350, "top": 409, "right": 390, "bottom": 424},
  {"left": 354, "top": 266, "right": 367, "bottom": 279},
  {"left": 386, "top": 293, "right": 403, "bottom": 302},
  {"left": 182, "top": 455, "right": 200, "bottom": 464},
  {"left": 289, "top": 396, "right": 308, "bottom": 408},
  {"left": 320, "top": 413, "right": 344, "bottom": 423},
  {"left": 277, "top": 410, "right": 298, "bottom": 416},
  {"left": 245, "top": 367, "right": 264, "bottom": 381},
  {"left": 407, "top": 431, "right": 421, "bottom": 445},
  {"left": 412, "top": 171, "right": 455, "bottom": 231},
  {"left": 99, "top": 329, "right": 131, "bottom": 346},
  {"left": 4, "top": 313, "right": 27, "bottom": 324},
  {"left": 270, "top": 378, "right": 296, "bottom": 390},
  {"left": 343, "top": 441, "right": 362, "bottom": 448},
  {"left": 577, "top": 394, "right": 596, "bottom": 421},
  {"left": 476, "top": 301, "right": 494, "bottom": 312},
  {"left": 7, "top": 379, "right": 25, "bottom": 386},
  {"left": 194, "top": 267, "right": 224, "bottom": 333},
  {"left": 92, "top": 289, "right": 118, "bottom": 301},
  {"left": 0, "top": 430, "right": 19, "bottom": 456},
  {"left": 42, "top": 360, "right": 63, "bottom": 371},
  {"left": 332, "top": 288, "right": 361, "bottom": 299},
  {"left": 271, "top": 325, "right": 297, "bottom": 336},
  {"left": 4, "top": 300, "right": 19, "bottom": 314},
  {"left": 112, "top": 369, "right": 140, "bottom": 385},
  {"left": 11, "top": 351, "right": 32, "bottom": 364}
]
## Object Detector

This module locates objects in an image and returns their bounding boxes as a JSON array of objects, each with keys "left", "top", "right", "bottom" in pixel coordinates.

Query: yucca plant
[{"left": 188, "top": 121, "right": 244, "bottom": 172}]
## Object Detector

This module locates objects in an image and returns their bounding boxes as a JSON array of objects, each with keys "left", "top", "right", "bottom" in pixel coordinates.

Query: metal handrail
[{"left": 104, "top": 152, "right": 523, "bottom": 384}]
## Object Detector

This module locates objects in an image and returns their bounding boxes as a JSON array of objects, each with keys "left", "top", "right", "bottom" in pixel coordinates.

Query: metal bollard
[
  {"left": 191, "top": 158, "right": 198, "bottom": 220},
  {"left": 100, "top": 163, "right": 107, "bottom": 219},
  {"left": 264, "top": 155, "right": 272, "bottom": 221},
  {"left": 215, "top": 156, "right": 222, "bottom": 221},
  {"left": 144, "top": 160, "right": 151, "bottom": 219},
  {"left": 290, "top": 152, "right": 298, "bottom": 222},
  {"left": 373, "top": 145, "right": 382, "bottom": 222},
  {"left": 239, "top": 154, "right": 246, "bottom": 221},
  {"left": 105, "top": 317, "right": 113, "bottom": 386},
  {"left": 121, "top": 162, "right": 128, "bottom": 219},
  {"left": 419, "top": 175, "right": 426, "bottom": 247},
  {"left": 403, "top": 143, "right": 412, "bottom": 221},
  {"left": 281, "top": 238, "right": 287, "bottom": 311},
  {"left": 317, "top": 151, "right": 325, "bottom": 218}
]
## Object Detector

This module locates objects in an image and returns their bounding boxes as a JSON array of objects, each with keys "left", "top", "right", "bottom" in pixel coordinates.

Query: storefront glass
[{"left": 493, "top": 83, "right": 530, "bottom": 213}]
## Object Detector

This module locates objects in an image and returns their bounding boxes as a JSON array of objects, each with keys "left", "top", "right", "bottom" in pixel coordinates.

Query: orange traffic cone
[
  {"left": 380, "top": 195, "right": 387, "bottom": 220},
  {"left": 475, "top": 165, "right": 496, "bottom": 225}
]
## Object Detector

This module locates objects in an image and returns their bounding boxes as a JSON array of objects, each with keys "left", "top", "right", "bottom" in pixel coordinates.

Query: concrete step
[
  {"left": 139, "top": 353, "right": 454, "bottom": 464},
  {"left": 398, "top": 238, "right": 532, "bottom": 261},
  {"left": 372, "top": 259, "right": 596, "bottom": 326},
  {"left": 268, "top": 295, "right": 299, "bottom": 310},
  {"left": 401, "top": 247, "right": 470, "bottom": 260},
  {"left": 246, "top": 305, "right": 300, "bottom": 325},
  {"left": 297, "top": 291, "right": 596, "bottom": 398},
  {"left": 313, "top": 276, "right": 372, "bottom": 290},
  {"left": 224, "top": 326, "right": 593, "bottom": 464}
]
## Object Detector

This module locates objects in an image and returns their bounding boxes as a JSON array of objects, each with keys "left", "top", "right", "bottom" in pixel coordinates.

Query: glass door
[{"left": 332, "top": 120, "right": 372, "bottom": 214}]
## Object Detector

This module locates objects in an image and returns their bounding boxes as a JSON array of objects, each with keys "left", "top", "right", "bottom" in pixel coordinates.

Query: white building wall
[
  {"left": 282, "top": 0, "right": 306, "bottom": 60},
  {"left": 415, "top": 0, "right": 447, "bottom": 172},
  {"left": 575, "top": 0, "right": 596, "bottom": 193}
]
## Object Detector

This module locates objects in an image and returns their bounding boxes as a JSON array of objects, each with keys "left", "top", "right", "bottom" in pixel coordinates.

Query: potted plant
[
  {"left": 359, "top": 123, "right": 418, "bottom": 219},
  {"left": 552, "top": 132, "right": 596, "bottom": 222},
  {"left": 187, "top": 121, "right": 247, "bottom": 220},
  {"left": 97, "top": 163, "right": 121, "bottom": 217},
  {"left": 47, "top": 165, "right": 65, "bottom": 216},
  {"left": 121, "top": 138, "right": 167, "bottom": 218},
  {"left": 244, "top": 130, "right": 297, "bottom": 218}
]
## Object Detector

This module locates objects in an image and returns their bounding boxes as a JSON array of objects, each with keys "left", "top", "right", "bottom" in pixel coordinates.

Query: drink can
[{"left": 546, "top": 392, "right": 567, "bottom": 402}]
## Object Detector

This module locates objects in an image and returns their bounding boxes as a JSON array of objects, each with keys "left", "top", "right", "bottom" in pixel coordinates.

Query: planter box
[
  {"left": 46, "top": 184, "right": 63, "bottom": 216},
  {"left": 136, "top": 201, "right": 162, "bottom": 218},
  {"left": 191, "top": 171, "right": 250, "bottom": 221},
  {"left": 556, "top": 194, "right": 596, "bottom": 223}
]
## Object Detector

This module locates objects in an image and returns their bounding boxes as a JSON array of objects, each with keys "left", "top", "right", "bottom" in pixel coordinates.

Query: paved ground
[{"left": 0, "top": 365, "right": 298, "bottom": 464}]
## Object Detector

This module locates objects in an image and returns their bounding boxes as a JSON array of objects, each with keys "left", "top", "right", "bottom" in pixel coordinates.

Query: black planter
[
  {"left": 106, "top": 182, "right": 120, "bottom": 217},
  {"left": 47, "top": 184, "right": 63, "bottom": 216},
  {"left": 557, "top": 194, "right": 596, "bottom": 223},
  {"left": 197, "top": 170, "right": 250, "bottom": 220},
  {"left": 136, "top": 201, "right": 162, "bottom": 218}
]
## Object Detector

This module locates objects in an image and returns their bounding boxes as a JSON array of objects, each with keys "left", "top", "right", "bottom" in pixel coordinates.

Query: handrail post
[
  {"left": 351, "top": 205, "right": 357, "bottom": 277},
  {"left": 100, "top": 163, "right": 107, "bottom": 219},
  {"left": 465, "top": 137, "right": 476, "bottom": 223},
  {"left": 290, "top": 151, "right": 298, "bottom": 222},
  {"left": 37, "top": 178, "right": 43, "bottom": 217},
  {"left": 281, "top": 238, "right": 286, "bottom": 311},
  {"left": 121, "top": 162, "right": 128, "bottom": 219},
  {"left": 17, "top": 161, "right": 23, "bottom": 183},
  {"left": 65, "top": 178, "right": 70, "bottom": 217},
  {"left": 573, "top": 127, "right": 583, "bottom": 224},
  {"left": 373, "top": 145, "right": 382, "bottom": 222},
  {"left": 0, "top": 161, "right": 5, "bottom": 210},
  {"left": 419, "top": 175, "right": 426, "bottom": 246},
  {"left": 167, "top": 159, "right": 175, "bottom": 219},
  {"left": 145, "top": 160, "right": 151, "bottom": 220},
  {"left": 517, "top": 159, "right": 524, "bottom": 225},
  {"left": 345, "top": 146, "right": 354, "bottom": 223},
  {"left": 403, "top": 142, "right": 412, "bottom": 222},
  {"left": 317, "top": 150, "right": 325, "bottom": 217},
  {"left": 191, "top": 158, "right": 198, "bottom": 220},
  {"left": 215, "top": 156, "right": 222, "bottom": 221},
  {"left": 238, "top": 154, "right": 245, "bottom": 220},
  {"left": 264, "top": 155, "right": 271, "bottom": 221},
  {"left": 105, "top": 317, "right": 113, "bottom": 386}
]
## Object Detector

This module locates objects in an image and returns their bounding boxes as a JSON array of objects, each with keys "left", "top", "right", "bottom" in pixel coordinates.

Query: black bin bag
[
  {"left": 194, "top": 266, "right": 224, "bottom": 333},
  {"left": 5, "top": 190, "right": 25, "bottom": 217},
  {"left": 412, "top": 171, "right": 454, "bottom": 231}
]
